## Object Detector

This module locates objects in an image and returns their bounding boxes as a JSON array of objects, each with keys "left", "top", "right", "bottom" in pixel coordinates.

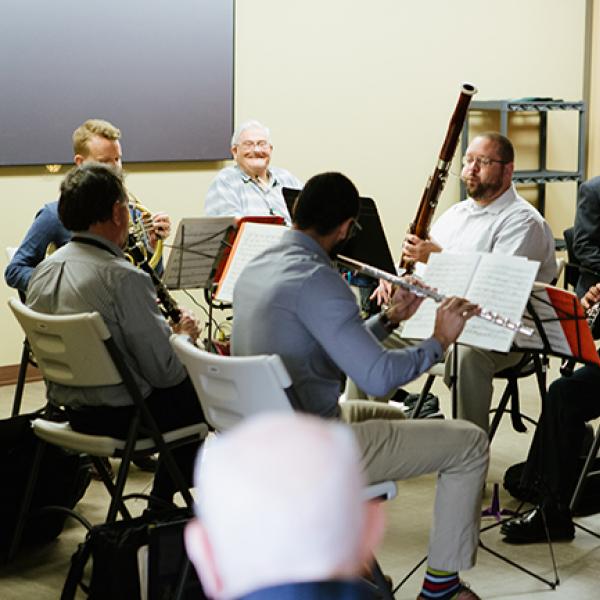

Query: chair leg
[
  {"left": 93, "top": 457, "right": 132, "bottom": 521},
  {"left": 489, "top": 386, "right": 512, "bottom": 443},
  {"left": 105, "top": 414, "right": 142, "bottom": 523},
  {"left": 411, "top": 374, "right": 436, "bottom": 420},
  {"left": 7, "top": 437, "right": 46, "bottom": 561},
  {"left": 508, "top": 386, "right": 527, "bottom": 434},
  {"left": 11, "top": 340, "right": 31, "bottom": 417},
  {"left": 570, "top": 427, "right": 600, "bottom": 514}
]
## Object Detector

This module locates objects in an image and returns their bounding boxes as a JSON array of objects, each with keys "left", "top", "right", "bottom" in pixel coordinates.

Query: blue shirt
[
  {"left": 205, "top": 164, "right": 302, "bottom": 225},
  {"left": 5, "top": 202, "right": 70, "bottom": 293},
  {"left": 5, "top": 200, "right": 162, "bottom": 293},
  {"left": 232, "top": 229, "right": 443, "bottom": 418}
]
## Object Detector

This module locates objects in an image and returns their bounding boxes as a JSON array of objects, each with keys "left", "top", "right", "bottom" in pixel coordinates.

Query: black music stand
[
  {"left": 163, "top": 217, "right": 237, "bottom": 349},
  {"left": 164, "top": 216, "right": 286, "bottom": 350},
  {"left": 284, "top": 188, "right": 396, "bottom": 274}
]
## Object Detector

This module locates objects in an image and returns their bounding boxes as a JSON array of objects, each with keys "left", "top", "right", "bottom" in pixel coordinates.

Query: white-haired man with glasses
[
  {"left": 204, "top": 120, "right": 301, "bottom": 224},
  {"left": 395, "top": 132, "right": 556, "bottom": 433}
]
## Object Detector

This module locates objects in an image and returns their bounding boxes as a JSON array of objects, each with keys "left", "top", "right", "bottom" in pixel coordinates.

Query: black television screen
[{"left": 0, "top": 0, "right": 234, "bottom": 166}]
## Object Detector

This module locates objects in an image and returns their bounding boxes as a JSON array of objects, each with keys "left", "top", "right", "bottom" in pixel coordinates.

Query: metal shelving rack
[{"left": 460, "top": 99, "right": 586, "bottom": 217}]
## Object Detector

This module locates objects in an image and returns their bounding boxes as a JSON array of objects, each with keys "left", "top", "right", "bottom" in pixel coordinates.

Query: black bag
[
  {"left": 62, "top": 508, "right": 206, "bottom": 600},
  {"left": 0, "top": 411, "right": 91, "bottom": 562},
  {"left": 503, "top": 459, "right": 600, "bottom": 517}
]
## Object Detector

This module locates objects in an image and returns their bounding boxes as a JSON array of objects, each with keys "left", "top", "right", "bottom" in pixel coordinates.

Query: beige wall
[
  {"left": 589, "top": 0, "right": 600, "bottom": 174},
  {"left": 0, "top": 0, "right": 588, "bottom": 365}
]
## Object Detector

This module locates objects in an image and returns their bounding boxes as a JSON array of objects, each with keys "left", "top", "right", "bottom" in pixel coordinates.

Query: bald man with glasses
[{"left": 397, "top": 132, "right": 556, "bottom": 433}]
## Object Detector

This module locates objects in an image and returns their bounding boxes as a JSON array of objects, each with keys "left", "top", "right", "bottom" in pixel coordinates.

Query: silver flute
[{"left": 338, "top": 255, "right": 534, "bottom": 337}]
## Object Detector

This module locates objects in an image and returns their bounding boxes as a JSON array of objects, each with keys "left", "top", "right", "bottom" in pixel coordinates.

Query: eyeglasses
[
  {"left": 238, "top": 140, "right": 271, "bottom": 150},
  {"left": 462, "top": 155, "right": 508, "bottom": 168}
]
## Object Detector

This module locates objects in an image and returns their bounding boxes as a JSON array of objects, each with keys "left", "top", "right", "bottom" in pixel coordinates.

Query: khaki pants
[
  {"left": 347, "top": 329, "right": 524, "bottom": 433},
  {"left": 445, "top": 345, "right": 522, "bottom": 433},
  {"left": 340, "top": 400, "right": 489, "bottom": 572}
]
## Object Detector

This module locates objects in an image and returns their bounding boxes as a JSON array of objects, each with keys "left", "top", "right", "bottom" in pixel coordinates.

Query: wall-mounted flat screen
[{"left": 0, "top": 0, "right": 234, "bottom": 165}]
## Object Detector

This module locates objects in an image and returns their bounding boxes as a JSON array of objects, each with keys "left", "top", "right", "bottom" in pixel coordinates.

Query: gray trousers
[{"left": 340, "top": 400, "right": 489, "bottom": 572}]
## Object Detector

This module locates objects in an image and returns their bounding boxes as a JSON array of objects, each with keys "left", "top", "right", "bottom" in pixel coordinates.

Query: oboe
[
  {"left": 338, "top": 255, "right": 534, "bottom": 336},
  {"left": 401, "top": 82, "right": 477, "bottom": 273}
]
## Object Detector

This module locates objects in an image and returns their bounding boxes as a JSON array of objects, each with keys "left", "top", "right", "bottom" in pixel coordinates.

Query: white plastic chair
[
  {"left": 7, "top": 298, "right": 207, "bottom": 557},
  {"left": 170, "top": 334, "right": 295, "bottom": 431},
  {"left": 170, "top": 334, "right": 397, "bottom": 598}
]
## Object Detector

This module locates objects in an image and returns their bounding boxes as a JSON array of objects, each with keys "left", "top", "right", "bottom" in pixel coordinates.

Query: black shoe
[
  {"left": 403, "top": 393, "right": 444, "bottom": 419},
  {"left": 133, "top": 455, "right": 158, "bottom": 472},
  {"left": 501, "top": 506, "right": 575, "bottom": 544}
]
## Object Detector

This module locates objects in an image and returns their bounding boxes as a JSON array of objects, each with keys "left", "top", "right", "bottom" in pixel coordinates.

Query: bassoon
[{"left": 400, "top": 82, "right": 477, "bottom": 272}]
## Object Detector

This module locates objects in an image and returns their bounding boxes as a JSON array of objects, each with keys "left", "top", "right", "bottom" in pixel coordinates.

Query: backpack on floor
[
  {"left": 0, "top": 411, "right": 91, "bottom": 562},
  {"left": 61, "top": 508, "right": 206, "bottom": 600}
]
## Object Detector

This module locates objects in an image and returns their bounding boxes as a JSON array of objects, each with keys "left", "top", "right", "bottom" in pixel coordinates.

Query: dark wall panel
[{"left": 0, "top": 0, "right": 234, "bottom": 165}]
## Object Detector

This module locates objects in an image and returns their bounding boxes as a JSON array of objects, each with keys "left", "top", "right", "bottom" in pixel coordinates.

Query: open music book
[
  {"left": 513, "top": 283, "right": 600, "bottom": 366},
  {"left": 401, "top": 252, "right": 539, "bottom": 352},
  {"left": 214, "top": 221, "right": 287, "bottom": 303}
]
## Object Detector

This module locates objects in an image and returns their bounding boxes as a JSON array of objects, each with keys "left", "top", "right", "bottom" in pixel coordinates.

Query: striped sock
[{"left": 419, "top": 567, "right": 460, "bottom": 599}]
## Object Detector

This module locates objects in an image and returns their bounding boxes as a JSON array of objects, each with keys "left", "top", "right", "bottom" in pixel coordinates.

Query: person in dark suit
[
  {"left": 501, "top": 281, "right": 600, "bottom": 544},
  {"left": 573, "top": 176, "right": 600, "bottom": 297}
]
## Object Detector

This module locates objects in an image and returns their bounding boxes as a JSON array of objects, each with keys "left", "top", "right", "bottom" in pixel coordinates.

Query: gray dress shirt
[
  {"left": 26, "top": 233, "right": 187, "bottom": 408},
  {"left": 231, "top": 229, "right": 443, "bottom": 418}
]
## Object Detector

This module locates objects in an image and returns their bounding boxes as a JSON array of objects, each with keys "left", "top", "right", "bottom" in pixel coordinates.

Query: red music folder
[{"left": 514, "top": 283, "right": 600, "bottom": 366}]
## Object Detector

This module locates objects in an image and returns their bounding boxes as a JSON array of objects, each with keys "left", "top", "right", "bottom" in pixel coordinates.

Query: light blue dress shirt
[{"left": 232, "top": 229, "right": 443, "bottom": 418}]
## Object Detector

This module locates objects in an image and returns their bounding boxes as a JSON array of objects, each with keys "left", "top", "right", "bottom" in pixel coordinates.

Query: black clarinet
[{"left": 127, "top": 234, "right": 181, "bottom": 323}]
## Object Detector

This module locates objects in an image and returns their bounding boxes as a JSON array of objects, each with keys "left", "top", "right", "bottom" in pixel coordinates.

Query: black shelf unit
[{"left": 460, "top": 99, "right": 586, "bottom": 216}]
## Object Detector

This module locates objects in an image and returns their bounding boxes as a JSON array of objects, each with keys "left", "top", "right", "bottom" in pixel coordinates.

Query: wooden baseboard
[{"left": 0, "top": 363, "right": 42, "bottom": 387}]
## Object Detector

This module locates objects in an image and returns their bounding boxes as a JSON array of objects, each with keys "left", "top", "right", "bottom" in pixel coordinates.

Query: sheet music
[
  {"left": 215, "top": 222, "right": 287, "bottom": 303},
  {"left": 163, "top": 217, "right": 234, "bottom": 290},
  {"left": 514, "top": 285, "right": 573, "bottom": 354},
  {"left": 458, "top": 254, "right": 537, "bottom": 352},
  {"left": 401, "top": 253, "right": 479, "bottom": 340},
  {"left": 401, "top": 252, "right": 537, "bottom": 352}
]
